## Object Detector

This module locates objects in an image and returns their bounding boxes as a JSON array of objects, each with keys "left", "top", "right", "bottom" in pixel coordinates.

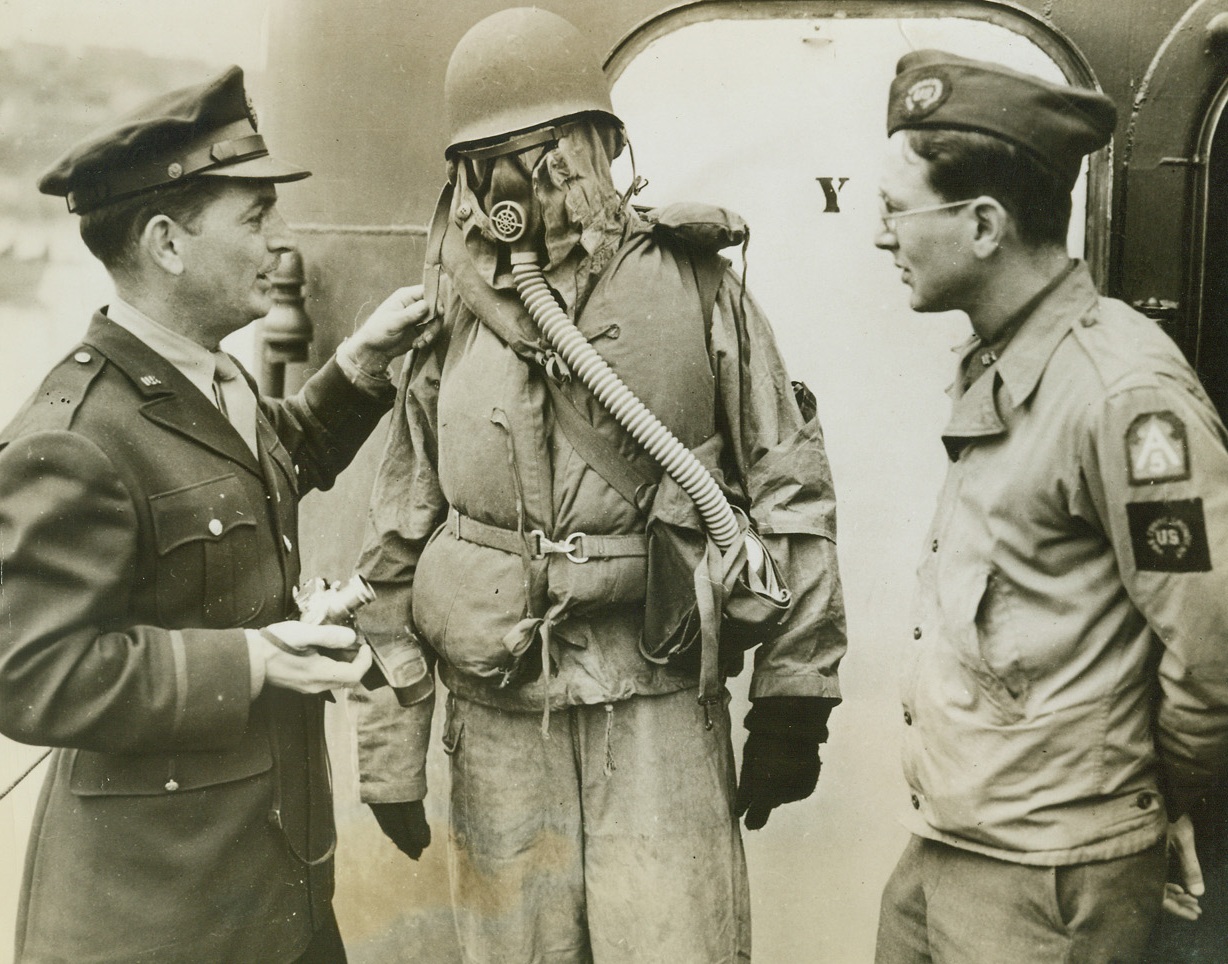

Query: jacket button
[
  {"left": 164, "top": 779, "right": 180, "bottom": 792},
  {"left": 913, "top": 627, "right": 923, "bottom": 640},
  {"left": 74, "top": 351, "right": 92, "bottom": 364},
  {"left": 208, "top": 518, "right": 224, "bottom": 536},
  {"left": 903, "top": 710, "right": 913, "bottom": 726},
  {"left": 911, "top": 794, "right": 920, "bottom": 810},
  {"left": 457, "top": 203, "right": 472, "bottom": 219},
  {"left": 1136, "top": 791, "right": 1154, "bottom": 809}
]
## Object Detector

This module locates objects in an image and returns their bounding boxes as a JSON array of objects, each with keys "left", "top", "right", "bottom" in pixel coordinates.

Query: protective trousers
[{"left": 443, "top": 688, "right": 751, "bottom": 964}]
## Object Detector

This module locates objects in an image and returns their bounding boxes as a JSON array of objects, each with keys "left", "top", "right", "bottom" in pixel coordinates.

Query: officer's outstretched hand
[
  {"left": 344, "top": 284, "right": 435, "bottom": 369},
  {"left": 371, "top": 801, "right": 431, "bottom": 860},
  {"left": 735, "top": 696, "right": 832, "bottom": 830},
  {"left": 247, "top": 621, "right": 373, "bottom": 696}
]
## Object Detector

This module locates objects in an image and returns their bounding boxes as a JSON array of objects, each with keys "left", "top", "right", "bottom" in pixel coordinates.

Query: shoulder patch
[
  {"left": 1126, "top": 411, "right": 1189, "bottom": 485},
  {"left": 0, "top": 348, "right": 105, "bottom": 444},
  {"left": 1127, "top": 499, "right": 1211, "bottom": 572}
]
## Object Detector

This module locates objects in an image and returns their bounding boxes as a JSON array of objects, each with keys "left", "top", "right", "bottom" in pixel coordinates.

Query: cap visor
[{"left": 198, "top": 153, "right": 311, "bottom": 182}]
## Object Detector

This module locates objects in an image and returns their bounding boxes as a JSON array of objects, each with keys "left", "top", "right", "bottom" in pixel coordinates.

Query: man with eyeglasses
[{"left": 873, "top": 50, "right": 1228, "bottom": 964}]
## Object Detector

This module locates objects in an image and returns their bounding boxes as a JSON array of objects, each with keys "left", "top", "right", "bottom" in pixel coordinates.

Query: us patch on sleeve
[
  {"left": 1126, "top": 499, "right": 1211, "bottom": 572},
  {"left": 1126, "top": 411, "right": 1189, "bottom": 485}
]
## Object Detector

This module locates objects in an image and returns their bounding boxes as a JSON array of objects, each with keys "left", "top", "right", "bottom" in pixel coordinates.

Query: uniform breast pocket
[{"left": 149, "top": 474, "right": 265, "bottom": 627}]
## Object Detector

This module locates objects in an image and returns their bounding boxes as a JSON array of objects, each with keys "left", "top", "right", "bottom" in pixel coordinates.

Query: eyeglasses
[{"left": 878, "top": 197, "right": 978, "bottom": 234}]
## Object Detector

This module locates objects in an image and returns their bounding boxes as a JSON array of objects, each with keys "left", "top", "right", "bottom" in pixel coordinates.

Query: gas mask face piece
[
  {"left": 468, "top": 146, "right": 548, "bottom": 252},
  {"left": 450, "top": 143, "right": 550, "bottom": 288},
  {"left": 456, "top": 138, "right": 552, "bottom": 255},
  {"left": 451, "top": 118, "right": 628, "bottom": 302}
]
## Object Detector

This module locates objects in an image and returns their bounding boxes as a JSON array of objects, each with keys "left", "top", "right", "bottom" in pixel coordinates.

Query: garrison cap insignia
[
  {"left": 1127, "top": 499, "right": 1211, "bottom": 572},
  {"left": 902, "top": 75, "right": 949, "bottom": 118},
  {"left": 1126, "top": 411, "right": 1189, "bottom": 485}
]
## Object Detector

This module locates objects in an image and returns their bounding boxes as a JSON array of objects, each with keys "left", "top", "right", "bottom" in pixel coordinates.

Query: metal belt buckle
[
  {"left": 563, "top": 532, "right": 588, "bottom": 563},
  {"left": 527, "top": 529, "right": 589, "bottom": 563}
]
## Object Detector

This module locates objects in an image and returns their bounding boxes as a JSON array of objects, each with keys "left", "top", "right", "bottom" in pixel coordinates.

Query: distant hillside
[{"left": 0, "top": 42, "right": 215, "bottom": 219}]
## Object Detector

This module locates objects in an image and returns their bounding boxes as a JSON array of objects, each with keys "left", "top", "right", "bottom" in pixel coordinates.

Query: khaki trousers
[
  {"left": 444, "top": 689, "right": 750, "bottom": 964},
  {"left": 876, "top": 834, "right": 1166, "bottom": 964}
]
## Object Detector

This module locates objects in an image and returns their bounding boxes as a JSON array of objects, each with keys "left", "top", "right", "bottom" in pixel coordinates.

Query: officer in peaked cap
[
  {"left": 1, "top": 66, "right": 430, "bottom": 963},
  {"left": 38, "top": 64, "right": 310, "bottom": 213},
  {"left": 873, "top": 50, "right": 1228, "bottom": 964}
]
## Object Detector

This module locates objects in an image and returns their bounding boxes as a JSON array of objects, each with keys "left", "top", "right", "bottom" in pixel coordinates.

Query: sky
[{"left": 0, "top": 0, "right": 270, "bottom": 66}]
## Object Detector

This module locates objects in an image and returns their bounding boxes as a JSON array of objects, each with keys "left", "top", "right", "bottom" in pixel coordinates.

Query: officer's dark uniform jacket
[
  {"left": 0, "top": 312, "right": 393, "bottom": 963},
  {"left": 355, "top": 207, "right": 846, "bottom": 803}
]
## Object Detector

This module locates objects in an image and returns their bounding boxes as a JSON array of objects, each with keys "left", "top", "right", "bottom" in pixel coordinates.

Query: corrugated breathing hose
[{"left": 510, "top": 252, "right": 740, "bottom": 551}]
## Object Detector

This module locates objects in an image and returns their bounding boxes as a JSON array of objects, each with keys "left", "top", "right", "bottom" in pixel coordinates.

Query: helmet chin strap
[{"left": 618, "top": 131, "right": 649, "bottom": 207}]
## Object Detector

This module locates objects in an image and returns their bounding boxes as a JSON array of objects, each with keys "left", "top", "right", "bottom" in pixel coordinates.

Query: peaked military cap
[
  {"left": 38, "top": 65, "right": 310, "bottom": 214},
  {"left": 887, "top": 50, "right": 1116, "bottom": 189}
]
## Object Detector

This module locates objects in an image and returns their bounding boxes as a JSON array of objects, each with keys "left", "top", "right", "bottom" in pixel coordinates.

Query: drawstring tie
[{"left": 603, "top": 703, "right": 616, "bottom": 776}]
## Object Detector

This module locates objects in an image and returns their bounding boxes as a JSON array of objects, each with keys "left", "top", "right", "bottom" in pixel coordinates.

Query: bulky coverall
[{"left": 355, "top": 207, "right": 846, "bottom": 963}]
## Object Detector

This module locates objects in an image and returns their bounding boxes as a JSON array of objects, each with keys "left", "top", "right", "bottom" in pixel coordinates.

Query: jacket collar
[
  {"left": 992, "top": 261, "right": 1097, "bottom": 411},
  {"left": 84, "top": 311, "right": 263, "bottom": 477},
  {"left": 941, "top": 261, "right": 1098, "bottom": 459}
]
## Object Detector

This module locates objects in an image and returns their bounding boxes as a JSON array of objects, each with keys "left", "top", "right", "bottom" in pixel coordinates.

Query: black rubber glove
[
  {"left": 735, "top": 696, "right": 834, "bottom": 830},
  {"left": 370, "top": 800, "right": 431, "bottom": 860}
]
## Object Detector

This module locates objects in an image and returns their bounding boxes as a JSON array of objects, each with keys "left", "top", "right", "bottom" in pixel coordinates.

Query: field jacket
[{"left": 902, "top": 264, "right": 1228, "bottom": 865}]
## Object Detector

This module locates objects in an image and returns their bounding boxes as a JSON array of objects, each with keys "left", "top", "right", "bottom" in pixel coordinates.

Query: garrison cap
[
  {"left": 887, "top": 50, "right": 1116, "bottom": 189},
  {"left": 38, "top": 65, "right": 310, "bottom": 214}
]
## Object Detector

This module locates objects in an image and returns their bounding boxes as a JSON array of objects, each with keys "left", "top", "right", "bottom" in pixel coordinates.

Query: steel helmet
[{"left": 444, "top": 7, "right": 622, "bottom": 157}]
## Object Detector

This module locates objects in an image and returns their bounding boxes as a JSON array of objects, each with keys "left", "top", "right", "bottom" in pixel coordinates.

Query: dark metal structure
[{"left": 257, "top": 3, "right": 1228, "bottom": 959}]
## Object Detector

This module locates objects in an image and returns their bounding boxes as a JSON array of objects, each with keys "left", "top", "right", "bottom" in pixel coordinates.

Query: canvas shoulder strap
[{"left": 544, "top": 379, "right": 658, "bottom": 511}]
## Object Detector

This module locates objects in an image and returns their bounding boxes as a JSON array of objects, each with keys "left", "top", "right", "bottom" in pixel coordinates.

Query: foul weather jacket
[{"left": 354, "top": 209, "right": 846, "bottom": 804}]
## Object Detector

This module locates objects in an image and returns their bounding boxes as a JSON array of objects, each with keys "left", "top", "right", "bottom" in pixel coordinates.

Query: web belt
[{"left": 447, "top": 506, "right": 645, "bottom": 563}]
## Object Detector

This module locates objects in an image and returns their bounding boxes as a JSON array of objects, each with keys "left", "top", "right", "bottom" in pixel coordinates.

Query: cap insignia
[
  {"left": 245, "top": 93, "right": 259, "bottom": 131},
  {"left": 903, "top": 76, "right": 948, "bottom": 118}
]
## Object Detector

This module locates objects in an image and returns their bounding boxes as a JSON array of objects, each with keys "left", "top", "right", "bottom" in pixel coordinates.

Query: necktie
[{"left": 212, "top": 351, "right": 260, "bottom": 457}]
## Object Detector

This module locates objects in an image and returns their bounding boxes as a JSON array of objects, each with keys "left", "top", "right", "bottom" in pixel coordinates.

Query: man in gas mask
[{"left": 351, "top": 9, "right": 847, "bottom": 962}]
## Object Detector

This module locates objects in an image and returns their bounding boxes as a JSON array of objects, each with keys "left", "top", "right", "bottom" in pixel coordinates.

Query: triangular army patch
[{"left": 1126, "top": 411, "right": 1189, "bottom": 485}]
